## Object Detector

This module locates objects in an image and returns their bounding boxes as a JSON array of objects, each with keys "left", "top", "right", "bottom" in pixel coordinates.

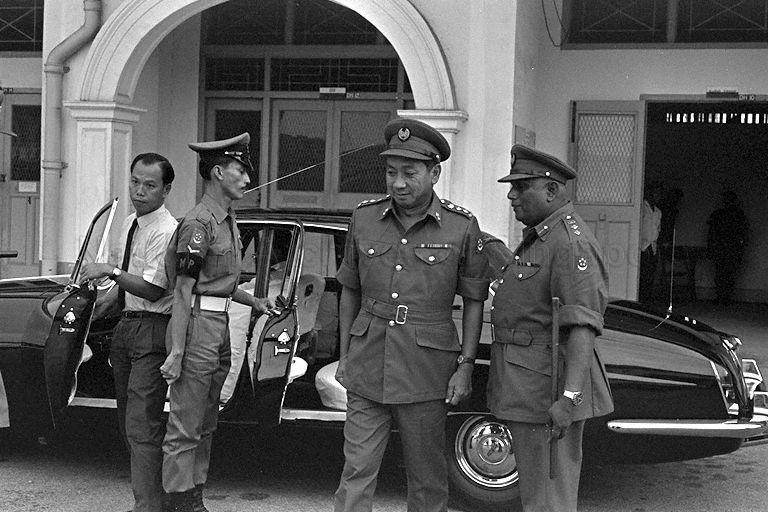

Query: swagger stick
[{"left": 550, "top": 296, "right": 561, "bottom": 479}]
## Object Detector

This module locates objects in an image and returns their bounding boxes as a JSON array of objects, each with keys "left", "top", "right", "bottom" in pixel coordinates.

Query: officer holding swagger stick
[
  {"left": 488, "top": 145, "right": 613, "bottom": 512},
  {"left": 160, "top": 133, "right": 273, "bottom": 512}
]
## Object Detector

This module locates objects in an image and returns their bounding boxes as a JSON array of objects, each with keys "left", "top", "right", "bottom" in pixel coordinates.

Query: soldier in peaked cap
[
  {"left": 161, "top": 133, "right": 272, "bottom": 512},
  {"left": 488, "top": 145, "right": 613, "bottom": 512},
  {"left": 333, "top": 118, "right": 489, "bottom": 512}
]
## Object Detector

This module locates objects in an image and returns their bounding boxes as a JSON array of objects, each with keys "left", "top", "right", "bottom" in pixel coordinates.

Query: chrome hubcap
[{"left": 454, "top": 416, "right": 518, "bottom": 488}]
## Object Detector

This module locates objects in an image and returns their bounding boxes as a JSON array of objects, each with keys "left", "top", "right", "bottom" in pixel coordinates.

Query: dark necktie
[{"left": 117, "top": 219, "right": 139, "bottom": 310}]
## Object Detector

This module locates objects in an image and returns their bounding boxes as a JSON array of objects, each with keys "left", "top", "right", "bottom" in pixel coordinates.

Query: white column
[
  {"left": 63, "top": 101, "right": 145, "bottom": 263},
  {"left": 396, "top": 109, "right": 468, "bottom": 200}
]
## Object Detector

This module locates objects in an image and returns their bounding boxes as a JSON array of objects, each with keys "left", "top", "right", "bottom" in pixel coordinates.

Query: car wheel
[{"left": 447, "top": 414, "right": 521, "bottom": 509}]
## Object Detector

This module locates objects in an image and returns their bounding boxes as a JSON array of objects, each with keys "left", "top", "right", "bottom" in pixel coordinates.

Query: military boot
[
  {"left": 165, "top": 490, "right": 195, "bottom": 512},
  {"left": 190, "top": 484, "right": 209, "bottom": 512}
]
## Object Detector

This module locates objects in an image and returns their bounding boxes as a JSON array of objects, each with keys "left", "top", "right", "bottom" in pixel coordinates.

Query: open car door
[
  {"left": 43, "top": 198, "right": 118, "bottom": 428},
  {"left": 250, "top": 221, "right": 304, "bottom": 428}
]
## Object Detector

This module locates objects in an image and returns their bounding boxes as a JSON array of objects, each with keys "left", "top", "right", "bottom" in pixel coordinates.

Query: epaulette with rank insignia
[
  {"left": 439, "top": 198, "right": 473, "bottom": 218},
  {"left": 562, "top": 213, "right": 582, "bottom": 238},
  {"left": 356, "top": 195, "right": 390, "bottom": 209}
]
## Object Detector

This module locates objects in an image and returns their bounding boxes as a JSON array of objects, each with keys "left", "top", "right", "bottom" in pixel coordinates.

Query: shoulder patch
[
  {"left": 356, "top": 195, "right": 390, "bottom": 209},
  {"left": 439, "top": 198, "right": 473, "bottom": 219}
]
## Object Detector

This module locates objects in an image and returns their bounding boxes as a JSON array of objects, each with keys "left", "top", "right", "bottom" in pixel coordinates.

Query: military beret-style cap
[
  {"left": 380, "top": 118, "right": 451, "bottom": 163},
  {"left": 497, "top": 144, "right": 576, "bottom": 184},
  {"left": 189, "top": 132, "right": 252, "bottom": 173}
]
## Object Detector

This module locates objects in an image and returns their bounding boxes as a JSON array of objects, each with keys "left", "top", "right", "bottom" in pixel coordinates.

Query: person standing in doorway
[
  {"left": 639, "top": 180, "right": 663, "bottom": 302},
  {"left": 333, "top": 118, "right": 489, "bottom": 512},
  {"left": 81, "top": 153, "right": 178, "bottom": 512},
  {"left": 160, "top": 133, "right": 273, "bottom": 512},
  {"left": 707, "top": 189, "right": 748, "bottom": 305},
  {"left": 488, "top": 145, "right": 613, "bottom": 512}
]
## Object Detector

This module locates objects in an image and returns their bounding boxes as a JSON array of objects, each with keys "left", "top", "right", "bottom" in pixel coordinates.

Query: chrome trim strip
[
  {"left": 281, "top": 408, "right": 347, "bottom": 422},
  {"left": 70, "top": 397, "right": 117, "bottom": 409},
  {"left": 605, "top": 372, "right": 697, "bottom": 387},
  {"left": 709, "top": 360, "right": 732, "bottom": 412},
  {"left": 607, "top": 415, "right": 768, "bottom": 438},
  {"left": 0, "top": 370, "right": 9, "bottom": 428}
]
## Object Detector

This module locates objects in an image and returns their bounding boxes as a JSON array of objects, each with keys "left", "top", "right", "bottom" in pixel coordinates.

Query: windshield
[{"left": 69, "top": 199, "right": 119, "bottom": 285}]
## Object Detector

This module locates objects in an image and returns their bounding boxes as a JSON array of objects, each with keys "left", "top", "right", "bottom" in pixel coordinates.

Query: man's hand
[
  {"left": 334, "top": 355, "right": 347, "bottom": 388},
  {"left": 548, "top": 397, "right": 575, "bottom": 439},
  {"left": 445, "top": 364, "right": 473, "bottom": 406},
  {"left": 160, "top": 351, "right": 183, "bottom": 385},
  {"left": 252, "top": 296, "right": 275, "bottom": 316},
  {"left": 79, "top": 262, "right": 114, "bottom": 284}
]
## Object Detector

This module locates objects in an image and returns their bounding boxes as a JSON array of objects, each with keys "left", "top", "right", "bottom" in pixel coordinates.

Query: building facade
[{"left": 2, "top": 0, "right": 768, "bottom": 302}]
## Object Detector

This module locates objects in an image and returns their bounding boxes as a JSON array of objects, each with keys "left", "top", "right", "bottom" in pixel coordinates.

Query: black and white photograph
[{"left": 1, "top": 1, "right": 768, "bottom": 511}]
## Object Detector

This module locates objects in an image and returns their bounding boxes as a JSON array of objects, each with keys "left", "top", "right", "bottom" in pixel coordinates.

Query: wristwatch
[
  {"left": 110, "top": 267, "right": 123, "bottom": 280},
  {"left": 563, "top": 390, "right": 583, "bottom": 406},
  {"left": 457, "top": 354, "right": 475, "bottom": 366}
]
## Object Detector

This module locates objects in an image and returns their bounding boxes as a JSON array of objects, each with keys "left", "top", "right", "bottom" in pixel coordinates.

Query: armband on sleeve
[{"left": 176, "top": 252, "right": 203, "bottom": 280}]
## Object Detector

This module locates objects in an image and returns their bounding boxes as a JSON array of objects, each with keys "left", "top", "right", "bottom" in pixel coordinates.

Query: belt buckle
[{"left": 395, "top": 304, "right": 408, "bottom": 325}]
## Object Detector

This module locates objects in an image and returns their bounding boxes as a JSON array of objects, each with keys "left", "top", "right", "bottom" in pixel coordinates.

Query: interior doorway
[{"left": 643, "top": 101, "right": 768, "bottom": 305}]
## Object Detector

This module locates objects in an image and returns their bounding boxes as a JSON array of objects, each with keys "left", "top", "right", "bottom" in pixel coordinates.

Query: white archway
[{"left": 80, "top": 0, "right": 456, "bottom": 110}]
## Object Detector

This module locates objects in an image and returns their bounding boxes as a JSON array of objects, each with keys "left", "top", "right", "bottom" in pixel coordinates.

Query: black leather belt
[
  {"left": 361, "top": 296, "right": 452, "bottom": 325},
  {"left": 122, "top": 311, "right": 171, "bottom": 320}
]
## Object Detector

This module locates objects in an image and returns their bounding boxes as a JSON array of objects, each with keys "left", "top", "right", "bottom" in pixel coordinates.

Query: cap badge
[
  {"left": 397, "top": 127, "right": 411, "bottom": 141},
  {"left": 577, "top": 257, "right": 588, "bottom": 271}
]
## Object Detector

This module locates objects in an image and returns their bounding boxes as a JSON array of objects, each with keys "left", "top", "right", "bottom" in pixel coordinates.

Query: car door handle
[{"left": 274, "top": 346, "right": 291, "bottom": 356}]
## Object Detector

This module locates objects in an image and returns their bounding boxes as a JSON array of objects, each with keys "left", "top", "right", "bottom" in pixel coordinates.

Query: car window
[
  {"left": 70, "top": 199, "right": 119, "bottom": 285},
  {"left": 302, "top": 230, "right": 342, "bottom": 277}
]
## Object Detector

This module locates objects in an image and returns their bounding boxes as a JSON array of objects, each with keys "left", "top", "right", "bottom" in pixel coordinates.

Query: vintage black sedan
[{"left": 1, "top": 200, "right": 767, "bottom": 508}]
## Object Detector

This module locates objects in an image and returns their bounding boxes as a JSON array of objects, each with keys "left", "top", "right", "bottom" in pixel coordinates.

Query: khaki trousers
[
  {"left": 162, "top": 310, "right": 231, "bottom": 493},
  {"left": 507, "top": 420, "right": 586, "bottom": 512}
]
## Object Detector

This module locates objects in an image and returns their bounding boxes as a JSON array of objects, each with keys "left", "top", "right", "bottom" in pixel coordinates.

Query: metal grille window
[
  {"left": 203, "top": 0, "right": 381, "bottom": 45},
  {"left": 0, "top": 0, "right": 43, "bottom": 52},
  {"left": 574, "top": 113, "right": 635, "bottom": 204},
  {"left": 277, "top": 110, "right": 326, "bottom": 191},
  {"left": 338, "top": 111, "right": 388, "bottom": 194},
  {"left": 205, "top": 58, "right": 265, "bottom": 91},
  {"left": 565, "top": 0, "right": 768, "bottom": 45},
  {"left": 271, "top": 58, "right": 399, "bottom": 92},
  {"left": 293, "top": 0, "right": 380, "bottom": 45},
  {"left": 10, "top": 104, "right": 40, "bottom": 181}
]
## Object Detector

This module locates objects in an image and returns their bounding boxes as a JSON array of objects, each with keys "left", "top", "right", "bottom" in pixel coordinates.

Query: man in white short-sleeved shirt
[{"left": 81, "top": 153, "right": 178, "bottom": 512}]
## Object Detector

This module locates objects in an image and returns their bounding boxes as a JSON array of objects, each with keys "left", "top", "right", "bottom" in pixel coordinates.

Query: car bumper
[{"left": 608, "top": 391, "right": 768, "bottom": 441}]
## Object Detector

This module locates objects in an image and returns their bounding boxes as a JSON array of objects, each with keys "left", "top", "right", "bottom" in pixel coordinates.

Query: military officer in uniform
[
  {"left": 488, "top": 145, "right": 613, "bottom": 512},
  {"left": 160, "top": 133, "right": 273, "bottom": 512},
  {"left": 333, "top": 118, "right": 490, "bottom": 512}
]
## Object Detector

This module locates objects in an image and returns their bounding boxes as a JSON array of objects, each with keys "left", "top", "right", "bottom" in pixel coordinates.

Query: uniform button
[
  {"left": 490, "top": 306, "right": 494, "bottom": 311},
  {"left": 566, "top": 215, "right": 572, "bottom": 220},
  {"left": 428, "top": 255, "right": 435, "bottom": 262},
  {"left": 518, "top": 273, "right": 523, "bottom": 279},
  {"left": 499, "top": 279, "right": 504, "bottom": 284},
  {"left": 543, "top": 225, "right": 548, "bottom": 230},
  {"left": 389, "top": 320, "right": 395, "bottom": 326},
  {"left": 391, "top": 292, "right": 399, "bottom": 299},
  {"left": 367, "top": 248, "right": 375, "bottom": 255},
  {"left": 401, "top": 238, "right": 408, "bottom": 245},
  {"left": 514, "top": 255, "right": 520, "bottom": 260},
  {"left": 395, "top": 264, "right": 403, "bottom": 271}
]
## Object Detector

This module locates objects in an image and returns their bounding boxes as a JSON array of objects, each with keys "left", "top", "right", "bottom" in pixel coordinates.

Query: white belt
[{"left": 192, "top": 295, "right": 231, "bottom": 312}]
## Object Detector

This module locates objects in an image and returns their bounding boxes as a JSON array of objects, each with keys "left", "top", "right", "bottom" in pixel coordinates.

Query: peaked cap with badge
[
  {"left": 380, "top": 118, "right": 451, "bottom": 163},
  {"left": 498, "top": 144, "right": 576, "bottom": 185},
  {"left": 189, "top": 132, "right": 252, "bottom": 178}
]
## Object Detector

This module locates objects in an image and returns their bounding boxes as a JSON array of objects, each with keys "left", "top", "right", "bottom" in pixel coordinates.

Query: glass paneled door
[
  {"left": 0, "top": 92, "right": 41, "bottom": 278},
  {"left": 205, "top": 98, "right": 264, "bottom": 210},
  {"left": 269, "top": 100, "right": 393, "bottom": 210}
]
